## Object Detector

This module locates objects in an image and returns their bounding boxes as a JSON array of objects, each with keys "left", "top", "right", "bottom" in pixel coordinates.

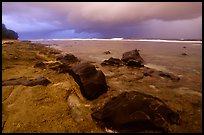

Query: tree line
[{"left": 2, "top": 24, "right": 19, "bottom": 40}]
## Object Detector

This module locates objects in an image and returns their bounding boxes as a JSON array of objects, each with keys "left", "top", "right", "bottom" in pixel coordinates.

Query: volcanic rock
[
  {"left": 181, "top": 53, "right": 188, "bottom": 56},
  {"left": 91, "top": 91, "right": 180, "bottom": 133},
  {"left": 142, "top": 67, "right": 155, "bottom": 77},
  {"left": 56, "top": 53, "right": 80, "bottom": 65},
  {"left": 141, "top": 67, "right": 180, "bottom": 81},
  {"left": 125, "top": 59, "right": 144, "bottom": 67},
  {"left": 103, "top": 51, "right": 111, "bottom": 54},
  {"left": 158, "top": 71, "right": 180, "bottom": 81},
  {"left": 34, "top": 61, "right": 46, "bottom": 69},
  {"left": 70, "top": 62, "right": 108, "bottom": 100},
  {"left": 2, "top": 77, "right": 51, "bottom": 86},
  {"left": 101, "top": 57, "right": 123, "bottom": 66},
  {"left": 48, "top": 50, "right": 61, "bottom": 55},
  {"left": 46, "top": 62, "right": 62, "bottom": 70},
  {"left": 50, "top": 63, "right": 72, "bottom": 73},
  {"left": 121, "top": 49, "right": 144, "bottom": 67}
]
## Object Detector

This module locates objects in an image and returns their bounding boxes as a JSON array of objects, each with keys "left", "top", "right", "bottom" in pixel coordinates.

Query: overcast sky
[{"left": 2, "top": 2, "right": 202, "bottom": 40}]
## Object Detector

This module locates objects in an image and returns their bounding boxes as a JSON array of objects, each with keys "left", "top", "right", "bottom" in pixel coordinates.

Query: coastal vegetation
[{"left": 2, "top": 24, "right": 18, "bottom": 40}]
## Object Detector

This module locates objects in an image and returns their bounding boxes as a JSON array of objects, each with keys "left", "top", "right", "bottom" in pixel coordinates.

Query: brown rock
[
  {"left": 91, "top": 91, "right": 180, "bottom": 133},
  {"left": 101, "top": 57, "right": 123, "bottom": 66},
  {"left": 2, "top": 77, "right": 51, "bottom": 86},
  {"left": 34, "top": 61, "right": 46, "bottom": 69},
  {"left": 103, "top": 51, "right": 111, "bottom": 54},
  {"left": 50, "top": 63, "right": 72, "bottom": 73},
  {"left": 158, "top": 71, "right": 180, "bottom": 81},
  {"left": 141, "top": 67, "right": 180, "bottom": 81},
  {"left": 70, "top": 62, "right": 108, "bottom": 100},
  {"left": 121, "top": 49, "right": 144, "bottom": 67},
  {"left": 126, "top": 59, "right": 144, "bottom": 67},
  {"left": 181, "top": 53, "right": 188, "bottom": 56},
  {"left": 56, "top": 53, "right": 80, "bottom": 65}
]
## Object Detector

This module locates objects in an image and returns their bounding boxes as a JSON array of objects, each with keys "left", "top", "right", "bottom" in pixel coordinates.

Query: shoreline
[
  {"left": 30, "top": 38, "right": 202, "bottom": 44},
  {"left": 2, "top": 40, "right": 202, "bottom": 133}
]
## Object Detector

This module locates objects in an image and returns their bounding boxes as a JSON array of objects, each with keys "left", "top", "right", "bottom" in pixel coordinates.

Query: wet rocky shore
[{"left": 2, "top": 41, "right": 202, "bottom": 133}]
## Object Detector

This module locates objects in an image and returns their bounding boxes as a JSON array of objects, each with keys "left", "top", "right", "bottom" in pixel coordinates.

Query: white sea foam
[
  {"left": 110, "top": 38, "right": 123, "bottom": 40},
  {"left": 132, "top": 39, "right": 202, "bottom": 44},
  {"left": 144, "top": 63, "right": 170, "bottom": 72},
  {"left": 30, "top": 38, "right": 202, "bottom": 44},
  {"left": 191, "top": 43, "right": 202, "bottom": 46}
]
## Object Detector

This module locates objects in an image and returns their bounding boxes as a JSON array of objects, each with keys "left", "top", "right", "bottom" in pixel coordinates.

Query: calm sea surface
[{"left": 33, "top": 40, "right": 202, "bottom": 75}]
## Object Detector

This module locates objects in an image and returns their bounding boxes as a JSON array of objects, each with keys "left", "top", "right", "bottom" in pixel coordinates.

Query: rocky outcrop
[
  {"left": 50, "top": 63, "right": 72, "bottom": 73},
  {"left": 101, "top": 57, "right": 123, "bottom": 66},
  {"left": 48, "top": 51, "right": 61, "bottom": 55},
  {"left": 34, "top": 61, "right": 72, "bottom": 73},
  {"left": 70, "top": 62, "right": 108, "bottom": 100},
  {"left": 158, "top": 71, "right": 180, "bottom": 81},
  {"left": 2, "top": 77, "right": 51, "bottom": 86},
  {"left": 181, "top": 53, "right": 187, "bottom": 56},
  {"left": 34, "top": 61, "right": 47, "bottom": 69},
  {"left": 56, "top": 53, "right": 80, "bottom": 65},
  {"left": 141, "top": 67, "right": 180, "bottom": 81},
  {"left": 45, "top": 61, "right": 62, "bottom": 70},
  {"left": 125, "top": 59, "right": 144, "bottom": 67},
  {"left": 121, "top": 49, "right": 144, "bottom": 67},
  {"left": 91, "top": 91, "right": 180, "bottom": 133},
  {"left": 101, "top": 49, "right": 144, "bottom": 67},
  {"left": 103, "top": 51, "right": 111, "bottom": 54}
]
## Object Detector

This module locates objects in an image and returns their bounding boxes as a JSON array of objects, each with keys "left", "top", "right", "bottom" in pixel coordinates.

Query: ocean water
[{"left": 32, "top": 39, "right": 202, "bottom": 92}]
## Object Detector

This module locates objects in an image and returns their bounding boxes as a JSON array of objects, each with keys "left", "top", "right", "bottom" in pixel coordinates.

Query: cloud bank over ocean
[{"left": 2, "top": 2, "right": 202, "bottom": 39}]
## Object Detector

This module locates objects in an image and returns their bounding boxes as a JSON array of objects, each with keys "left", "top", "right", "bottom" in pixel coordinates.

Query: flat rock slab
[
  {"left": 2, "top": 77, "right": 51, "bottom": 86},
  {"left": 49, "top": 63, "right": 72, "bottom": 73},
  {"left": 91, "top": 91, "right": 180, "bottom": 133},
  {"left": 141, "top": 67, "right": 180, "bottom": 81}
]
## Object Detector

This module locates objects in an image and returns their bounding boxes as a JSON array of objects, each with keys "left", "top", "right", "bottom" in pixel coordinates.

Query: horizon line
[{"left": 30, "top": 38, "right": 202, "bottom": 44}]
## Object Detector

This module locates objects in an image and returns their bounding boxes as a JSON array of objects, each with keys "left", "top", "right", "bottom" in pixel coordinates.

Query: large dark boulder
[
  {"left": 101, "top": 57, "right": 123, "bottom": 66},
  {"left": 91, "top": 91, "right": 180, "bottom": 133},
  {"left": 121, "top": 49, "right": 144, "bottom": 67},
  {"left": 70, "top": 62, "right": 108, "bottom": 100},
  {"left": 56, "top": 53, "right": 80, "bottom": 65}
]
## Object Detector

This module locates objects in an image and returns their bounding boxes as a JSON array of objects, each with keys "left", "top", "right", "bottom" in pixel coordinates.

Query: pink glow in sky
[{"left": 2, "top": 2, "right": 202, "bottom": 39}]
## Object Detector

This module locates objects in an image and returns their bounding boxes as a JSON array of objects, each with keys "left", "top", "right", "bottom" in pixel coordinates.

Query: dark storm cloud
[{"left": 2, "top": 2, "right": 202, "bottom": 39}]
